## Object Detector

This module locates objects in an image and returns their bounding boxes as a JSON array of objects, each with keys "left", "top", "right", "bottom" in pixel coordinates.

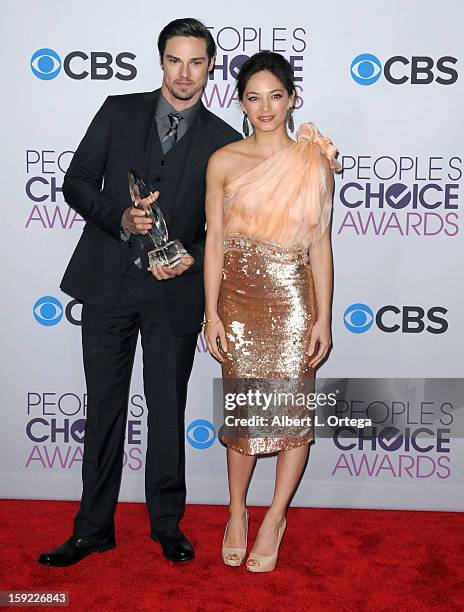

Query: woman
[{"left": 203, "top": 51, "right": 342, "bottom": 573}]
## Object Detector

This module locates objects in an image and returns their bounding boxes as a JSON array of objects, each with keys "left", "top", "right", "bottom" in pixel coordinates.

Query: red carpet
[{"left": 0, "top": 500, "right": 463, "bottom": 611}]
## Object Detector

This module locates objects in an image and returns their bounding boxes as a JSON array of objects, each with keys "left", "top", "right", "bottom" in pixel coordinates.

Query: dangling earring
[
  {"left": 242, "top": 111, "right": 250, "bottom": 137},
  {"left": 287, "top": 107, "right": 294, "bottom": 133}
]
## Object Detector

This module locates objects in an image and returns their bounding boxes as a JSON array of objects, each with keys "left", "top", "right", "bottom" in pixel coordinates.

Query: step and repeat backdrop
[{"left": 1, "top": 1, "right": 463, "bottom": 511}]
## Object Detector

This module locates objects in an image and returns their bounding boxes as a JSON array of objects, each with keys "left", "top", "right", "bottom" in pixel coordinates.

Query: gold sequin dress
[{"left": 217, "top": 123, "right": 341, "bottom": 455}]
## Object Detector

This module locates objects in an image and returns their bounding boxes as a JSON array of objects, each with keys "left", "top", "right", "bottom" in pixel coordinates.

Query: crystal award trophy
[{"left": 128, "top": 168, "right": 188, "bottom": 268}]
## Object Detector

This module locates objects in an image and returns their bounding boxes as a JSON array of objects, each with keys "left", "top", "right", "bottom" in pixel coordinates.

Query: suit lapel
[
  {"left": 170, "top": 102, "right": 214, "bottom": 219},
  {"left": 133, "top": 89, "right": 160, "bottom": 181}
]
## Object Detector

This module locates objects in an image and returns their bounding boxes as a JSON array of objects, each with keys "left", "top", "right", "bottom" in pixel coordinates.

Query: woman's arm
[
  {"left": 307, "top": 158, "right": 335, "bottom": 368},
  {"left": 203, "top": 150, "right": 229, "bottom": 363},
  {"left": 310, "top": 227, "right": 334, "bottom": 325}
]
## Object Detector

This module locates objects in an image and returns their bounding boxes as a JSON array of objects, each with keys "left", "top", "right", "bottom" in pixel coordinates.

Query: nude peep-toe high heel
[
  {"left": 222, "top": 510, "right": 249, "bottom": 567},
  {"left": 246, "top": 518, "right": 286, "bottom": 573}
]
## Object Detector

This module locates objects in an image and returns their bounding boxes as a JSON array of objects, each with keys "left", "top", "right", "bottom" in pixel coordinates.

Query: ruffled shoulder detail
[{"left": 296, "top": 122, "right": 343, "bottom": 173}]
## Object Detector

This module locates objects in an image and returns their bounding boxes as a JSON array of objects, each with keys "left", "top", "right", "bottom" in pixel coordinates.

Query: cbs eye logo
[
  {"left": 30, "top": 48, "right": 137, "bottom": 81},
  {"left": 31, "top": 48, "right": 62, "bottom": 80},
  {"left": 351, "top": 53, "right": 458, "bottom": 86},
  {"left": 343, "top": 303, "right": 374, "bottom": 334},
  {"left": 186, "top": 419, "right": 216, "bottom": 449},
  {"left": 350, "top": 53, "right": 382, "bottom": 86},
  {"left": 33, "top": 296, "right": 63, "bottom": 326}
]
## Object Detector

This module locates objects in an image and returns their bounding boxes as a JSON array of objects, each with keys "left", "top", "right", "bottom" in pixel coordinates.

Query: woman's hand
[
  {"left": 204, "top": 320, "right": 228, "bottom": 363},
  {"left": 307, "top": 318, "right": 332, "bottom": 369}
]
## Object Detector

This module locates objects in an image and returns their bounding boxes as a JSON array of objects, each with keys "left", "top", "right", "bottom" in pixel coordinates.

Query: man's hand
[
  {"left": 148, "top": 255, "right": 194, "bottom": 280},
  {"left": 122, "top": 191, "right": 159, "bottom": 235}
]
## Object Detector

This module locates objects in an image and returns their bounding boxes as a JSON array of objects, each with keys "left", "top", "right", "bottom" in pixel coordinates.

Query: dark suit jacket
[{"left": 61, "top": 89, "right": 242, "bottom": 335}]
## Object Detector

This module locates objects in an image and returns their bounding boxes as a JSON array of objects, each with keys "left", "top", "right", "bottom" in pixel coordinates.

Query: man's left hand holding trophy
[{"left": 122, "top": 183, "right": 194, "bottom": 281}]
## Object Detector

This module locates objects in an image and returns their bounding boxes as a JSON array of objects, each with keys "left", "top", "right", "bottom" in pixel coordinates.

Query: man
[{"left": 38, "top": 18, "right": 241, "bottom": 567}]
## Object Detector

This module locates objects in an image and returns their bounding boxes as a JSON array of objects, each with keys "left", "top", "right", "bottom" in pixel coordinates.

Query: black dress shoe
[
  {"left": 38, "top": 535, "right": 116, "bottom": 567},
  {"left": 151, "top": 529, "right": 195, "bottom": 562}
]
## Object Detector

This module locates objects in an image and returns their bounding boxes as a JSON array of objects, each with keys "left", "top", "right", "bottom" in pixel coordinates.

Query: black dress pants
[{"left": 73, "top": 265, "right": 198, "bottom": 541}]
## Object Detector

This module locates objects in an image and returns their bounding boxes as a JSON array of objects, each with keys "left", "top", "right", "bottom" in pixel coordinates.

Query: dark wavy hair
[
  {"left": 236, "top": 51, "right": 296, "bottom": 102},
  {"left": 157, "top": 18, "right": 216, "bottom": 61}
]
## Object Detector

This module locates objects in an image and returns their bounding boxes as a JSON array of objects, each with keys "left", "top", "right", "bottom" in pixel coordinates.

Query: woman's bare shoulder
[
  {"left": 207, "top": 139, "right": 251, "bottom": 180},
  {"left": 209, "top": 139, "right": 250, "bottom": 164}
]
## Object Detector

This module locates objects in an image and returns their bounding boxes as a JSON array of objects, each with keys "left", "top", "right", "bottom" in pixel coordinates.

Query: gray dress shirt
[{"left": 155, "top": 92, "right": 201, "bottom": 143}]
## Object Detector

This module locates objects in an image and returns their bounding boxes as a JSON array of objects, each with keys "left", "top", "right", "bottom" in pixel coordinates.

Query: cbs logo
[
  {"left": 30, "top": 48, "right": 137, "bottom": 81},
  {"left": 343, "top": 303, "right": 448, "bottom": 334},
  {"left": 186, "top": 419, "right": 216, "bottom": 449},
  {"left": 33, "top": 296, "right": 82, "bottom": 327},
  {"left": 351, "top": 53, "right": 457, "bottom": 86}
]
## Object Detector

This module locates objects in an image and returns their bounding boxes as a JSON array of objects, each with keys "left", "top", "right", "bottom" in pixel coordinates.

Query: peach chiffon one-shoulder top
[{"left": 223, "top": 122, "right": 342, "bottom": 250}]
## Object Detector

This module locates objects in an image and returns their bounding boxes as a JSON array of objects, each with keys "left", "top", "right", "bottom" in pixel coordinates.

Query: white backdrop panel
[{"left": 1, "top": 0, "right": 462, "bottom": 510}]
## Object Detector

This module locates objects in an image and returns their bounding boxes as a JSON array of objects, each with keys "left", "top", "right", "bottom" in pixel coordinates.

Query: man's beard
[{"left": 169, "top": 82, "right": 203, "bottom": 101}]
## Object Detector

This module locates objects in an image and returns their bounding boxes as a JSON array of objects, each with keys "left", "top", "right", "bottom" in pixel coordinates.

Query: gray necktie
[{"left": 161, "top": 112, "right": 183, "bottom": 154}]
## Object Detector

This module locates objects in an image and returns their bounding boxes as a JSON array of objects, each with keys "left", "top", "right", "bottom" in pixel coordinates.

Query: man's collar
[{"left": 157, "top": 90, "right": 202, "bottom": 119}]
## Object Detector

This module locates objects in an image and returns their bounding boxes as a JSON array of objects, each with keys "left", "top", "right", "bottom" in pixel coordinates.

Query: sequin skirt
[{"left": 217, "top": 234, "right": 317, "bottom": 455}]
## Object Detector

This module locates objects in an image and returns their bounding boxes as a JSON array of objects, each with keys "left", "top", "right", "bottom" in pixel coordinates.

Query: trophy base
[{"left": 148, "top": 240, "right": 188, "bottom": 268}]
